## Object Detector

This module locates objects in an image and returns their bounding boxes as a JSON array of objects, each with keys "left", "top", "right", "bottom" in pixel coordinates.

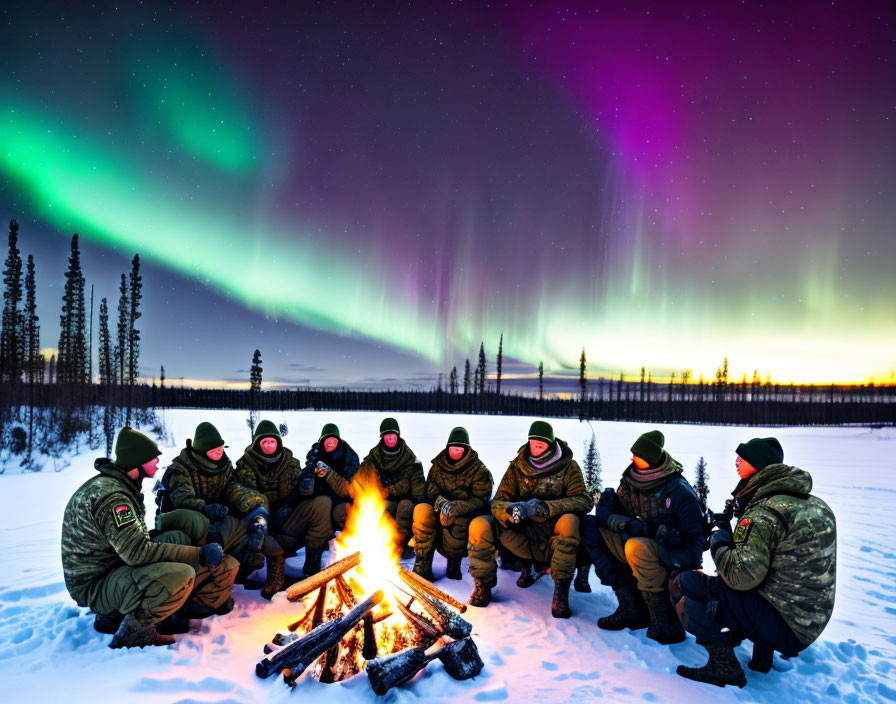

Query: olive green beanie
[
  {"left": 193, "top": 422, "right": 226, "bottom": 453},
  {"left": 114, "top": 427, "right": 161, "bottom": 469},
  {"left": 631, "top": 430, "right": 665, "bottom": 468}
]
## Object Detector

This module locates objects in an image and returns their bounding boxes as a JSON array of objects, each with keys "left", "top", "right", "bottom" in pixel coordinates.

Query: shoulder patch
[
  {"left": 733, "top": 517, "right": 753, "bottom": 543},
  {"left": 112, "top": 503, "right": 137, "bottom": 529}
]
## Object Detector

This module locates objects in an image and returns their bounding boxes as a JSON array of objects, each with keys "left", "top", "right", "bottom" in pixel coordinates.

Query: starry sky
[{"left": 2, "top": 1, "right": 895, "bottom": 388}]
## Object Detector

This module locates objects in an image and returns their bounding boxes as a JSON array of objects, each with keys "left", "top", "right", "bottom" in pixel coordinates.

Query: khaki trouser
[
  {"left": 332, "top": 502, "right": 350, "bottom": 531},
  {"left": 599, "top": 527, "right": 667, "bottom": 592},
  {"left": 386, "top": 499, "right": 415, "bottom": 546},
  {"left": 467, "top": 514, "right": 581, "bottom": 585},
  {"left": 274, "top": 496, "right": 333, "bottom": 554},
  {"left": 91, "top": 510, "right": 238, "bottom": 626},
  {"left": 412, "top": 503, "right": 473, "bottom": 559}
]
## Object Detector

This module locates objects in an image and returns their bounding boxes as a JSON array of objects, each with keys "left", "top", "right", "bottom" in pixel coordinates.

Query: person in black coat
[
  {"left": 302, "top": 423, "right": 360, "bottom": 531},
  {"left": 582, "top": 430, "right": 704, "bottom": 644}
]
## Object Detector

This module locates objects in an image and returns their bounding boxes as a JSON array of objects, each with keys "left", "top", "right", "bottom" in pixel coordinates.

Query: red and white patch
[
  {"left": 733, "top": 517, "right": 753, "bottom": 542},
  {"left": 112, "top": 503, "right": 136, "bottom": 529}
]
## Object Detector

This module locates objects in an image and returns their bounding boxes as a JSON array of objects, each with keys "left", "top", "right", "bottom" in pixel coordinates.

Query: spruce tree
[
  {"left": 57, "top": 234, "right": 87, "bottom": 384},
  {"left": 98, "top": 298, "right": 112, "bottom": 385},
  {"left": 249, "top": 349, "right": 262, "bottom": 437},
  {"left": 538, "top": 361, "right": 543, "bottom": 399},
  {"left": 115, "top": 273, "right": 128, "bottom": 385},
  {"left": 477, "top": 342, "right": 486, "bottom": 394},
  {"left": 128, "top": 254, "right": 142, "bottom": 385},
  {"left": 160, "top": 365, "right": 166, "bottom": 389},
  {"left": 496, "top": 333, "right": 503, "bottom": 396},
  {"left": 583, "top": 430, "right": 602, "bottom": 497},
  {"left": 579, "top": 347, "right": 587, "bottom": 421},
  {"left": 24, "top": 254, "right": 39, "bottom": 385},
  {"left": 463, "top": 358, "right": 471, "bottom": 395},
  {"left": 694, "top": 456, "right": 709, "bottom": 504},
  {"left": 2, "top": 219, "right": 24, "bottom": 383},
  {"left": 449, "top": 366, "right": 458, "bottom": 394}
]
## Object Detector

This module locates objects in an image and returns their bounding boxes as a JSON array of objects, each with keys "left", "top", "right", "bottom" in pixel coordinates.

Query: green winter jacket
[
  {"left": 62, "top": 460, "right": 201, "bottom": 608},
  {"left": 234, "top": 445, "right": 306, "bottom": 512},
  {"left": 714, "top": 463, "right": 837, "bottom": 645},
  {"left": 361, "top": 440, "right": 426, "bottom": 503},
  {"left": 492, "top": 439, "right": 593, "bottom": 525},
  {"left": 162, "top": 442, "right": 263, "bottom": 516},
  {"left": 426, "top": 448, "right": 493, "bottom": 517}
]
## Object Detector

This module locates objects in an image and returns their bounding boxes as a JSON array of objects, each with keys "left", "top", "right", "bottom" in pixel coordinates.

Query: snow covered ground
[{"left": 1, "top": 410, "right": 895, "bottom": 703}]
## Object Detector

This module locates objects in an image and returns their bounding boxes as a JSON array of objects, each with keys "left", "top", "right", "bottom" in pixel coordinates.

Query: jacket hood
[
  {"left": 431, "top": 447, "right": 481, "bottom": 474},
  {"left": 94, "top": 458, "right": 143, "bottom": 500},
  {"left": 180, "top": 441, "right": 232, "bottom": 475},
  {"left": 620, "top": 454, "right": 683, "bottom": 493},
  {"left": 512, "top": 438, "right": 573, "bottom": 478},
  {"left": 734, "top": 463, "right": 813, "bottom": 505}
]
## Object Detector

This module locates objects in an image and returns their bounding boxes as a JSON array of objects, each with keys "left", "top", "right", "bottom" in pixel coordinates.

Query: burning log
[
  {"left": 398, "top": 566, "right": 468, "bottom": 613},
  {"left": 334, "top": 574, "right": 357, "bottom": 608},
  {"left": 285, "top": 551, "right": 362, "bottom": 601},
  {"left": 362, "top": 615, "right": 377, "bottom": 660},
  {"left": 415, "top": 590, "right": 472, "bottom": 639},
  {"left": 256, "top": 589, "right": 384, "bottom": 680},
  {"left": 394, "top": 597, "right": 442, "bottom": 640},
  {"left": 439, "top": 638, "right": 484, "bottom": 680},
  {"left": 366, "top": 637, "right": 449, "bottom": 695}
]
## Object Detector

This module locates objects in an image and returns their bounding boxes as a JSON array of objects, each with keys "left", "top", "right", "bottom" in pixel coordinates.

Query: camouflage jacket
[
  {"left": 713, "top": 463, "right": 837, "bottom": 645},
  {"left": 160, "top": 442, "right": 263, "bottom": 516},
  {"left": 235, "top": 445, "right": 306, "bottom": 512},
  {"left": 426, "top": 448, "right": 493, "bottom": 517},
  {"left": 62, "top": 459, "right": 200, "bottom": 608},
  {"left": 302, "top": 440, "right": 360, "bottom": 502},
  {"left": 361, "top": 440, "right": 426, "bottom": 503},
  {"left": 492, "top": 439, "right": 593, "bottom": 525}
]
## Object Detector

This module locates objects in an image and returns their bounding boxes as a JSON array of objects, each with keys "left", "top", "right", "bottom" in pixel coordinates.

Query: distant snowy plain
[{"left": 1, "top": 410, "right": 894, "bottom": 703}]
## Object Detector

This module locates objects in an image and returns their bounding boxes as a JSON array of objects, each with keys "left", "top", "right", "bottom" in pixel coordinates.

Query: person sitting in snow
[
  {"left": 302, "top": 422, "right": 360, "bottom": 532},
  {"left": 61, "top": 428, "right": 236, "bottom": 648},
  {"left": 157, "top": 422, "right": 285, "bottom": 601},
  {"left": 673, "top": 437, "right": 837, "bottom": 688},
  {"left": 466, "top": 421, "right": 592, "bottom": 618},
  {"left": 412, "top": 426, "right": 493, "bottom": 582},
  {"left": 582, "top": 429, "right": 704, "bottom": 644},
  {"left": 359, "top": 417, "right": 426, "bottom": 553},
  {"left": 235, "top": 420, "right": 333, "bottom": 580}
]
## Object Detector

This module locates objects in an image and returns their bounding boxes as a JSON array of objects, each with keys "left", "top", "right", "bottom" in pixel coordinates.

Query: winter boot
[
  {"left": 445, "top": 556, "right": 463, "bottom": 580},
  {"left": 108, "top": 613, "right": 176, "bottom": 649},
  {"left": 303, "top": 546, "right": 325, "bottom": 577},
  {"left": 497, "top": 543, "right": 523, "bottom": 572},
  {"left": 642, "top": 590, "right": 686, "bottom": 644},
  {"left": 413, "top": 551, "right": 435, "bottom": 582},
  {"left": 261, "top": 553, "right": 285, "bottom": 601},
  {"left": 516, "top": 561, "right": 535, "bottom": 588},
  {"left": 597, "top": 578, "right": 649, "bottom": 631},
  {"left": 214, "top": 597, "right": 235, "bottom": 615},
  {"left": 551, "top": 578, "right": 572, "bottom": 619},
  {"left": 574, "top": 564, "right": 592, "bottom": 593},
  {"left": 469, "top": 578, "right": 494, "bottom": 608},
  {"left": 677, "top": 641, "right": 747, "bottom": 688},
  {"left": 235, "top": 551, "right": 265, "bottom": 587},
  {"left": 93, "top": 611, "right": 124, "bottom": 635},
  {"left": 748, "top": 642, "right": 774, "bottom": 673},
  {"left": 156, "top": 613, "right": 191, "bottom": 635}
]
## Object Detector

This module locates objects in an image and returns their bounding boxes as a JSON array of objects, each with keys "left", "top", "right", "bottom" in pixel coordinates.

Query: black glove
[
  {"left": 524, "top": 498, "right": 550, "bottom": 518},
  {"left": 627, "top": 518, "right": 649, "bottom": 537},
  {"left": 507, "top": 502, "right": 529, "bottom": 524},
  {"left": 606, "top": 514, "right": 630, "bottom": 533},
  {"left": 596, "top": 488, "right": 616, "bottom": 508},
  {"left": 709, "top": 525, "right": 734, "bottom": 560},
  {"left": 655, "top": 524, "right": 682, "bottom": 547},
  {"left": 199, "top": 542, "right": 224, "bottom": 567},
  {"left": 245, "top": 507, "right": 269, "bottom": 551},
  {"left": 202, "top": 503, "right": 228, "bottom": 520}
]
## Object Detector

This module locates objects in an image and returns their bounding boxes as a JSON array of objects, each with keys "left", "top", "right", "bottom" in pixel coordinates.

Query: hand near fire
[{"left": 315, "top": 460, "right": 331, "bottom": 478}]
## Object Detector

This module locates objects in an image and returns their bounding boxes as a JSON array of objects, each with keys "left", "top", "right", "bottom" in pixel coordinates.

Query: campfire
[{"left": 255, "top": 468, "right": 484, "bottom": 693}]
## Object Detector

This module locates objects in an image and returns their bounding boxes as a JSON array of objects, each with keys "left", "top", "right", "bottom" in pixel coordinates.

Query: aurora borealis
[{"left": 2, "top": 2, "right": 894, "bottom": 387}]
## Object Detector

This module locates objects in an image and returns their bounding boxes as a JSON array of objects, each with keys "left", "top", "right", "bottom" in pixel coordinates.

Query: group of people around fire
[{"left": 61, "top": 416, "right": 836, "bottom": 688}]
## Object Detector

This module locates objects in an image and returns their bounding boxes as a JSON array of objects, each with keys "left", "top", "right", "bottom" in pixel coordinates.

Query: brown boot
[
  {"left": 413, "top": 551, "right": 435, "bottom": 582},
  {"left": 108, "top": 613, "right": 176, "bottom": 649},
  {"left": 302, "top": 547, "right": 325, "bottom": 577},
  {"left": 516, "top": 561, "right": 535, "bottom": 588},
  {"left": 551, "top": 578, "right": 572, "bottom": 619},
  {"left": 445, "top": 556, "right": 463, "bottom": 580},
  {"left": 677, "top": 641, "right": 747, "bottom": 688},
  {"left": 597, "top": 577, "right": 649, "bottom": 631},
  {"left": 642, "top": 590, "right": 686, "bottom": 644},
  {"left": 469, "top": 578, "right": 493, "bottom": 607},
  {"left": 93, "top": 611, "right": 124, "bottom": 634},
  {"left": 574, "top": 564, "right": 592, "bottom": 593},
  {"left": 261, "top": 553, "right": 285, "bottom": 600}
]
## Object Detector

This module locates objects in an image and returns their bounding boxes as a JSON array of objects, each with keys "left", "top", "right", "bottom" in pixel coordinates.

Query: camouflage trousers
[
  {"left": 598, "top": 528, "right": 667, "bottom": 593},
  {"left": 412, "top": 503, "right": 475, "bottom": 559},
  {"left": 386, "top": 498, "right": 415, "bottom": 546},
  {"left": 467, "top": 514, "right": 581, "bottom": 585},
  {"left": 272, "top": 495, "right": 333, "bottom": 555},
  {"left": 91, "top": 509, "right": 239, "bottom": 627}
]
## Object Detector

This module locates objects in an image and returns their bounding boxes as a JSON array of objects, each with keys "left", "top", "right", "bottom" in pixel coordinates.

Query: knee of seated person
[
  {"left": 468, "top": 516, "right": 492, "bottom": 543},
  {"left": 166, "top": 562, "right": 196, "bottom": 588},
  {"left": 677, "top": 569, "right": 706, "bottom": 599},
  {"left": 220, "top": 554, "right": 240, "bottom": 573},
  {"left": 554, "top": 513, "right": 579, "bottom": 537},
  {"left": 624, "top": 537, "right": 656, "bottom": 563},
  {"left": 413, "top": 502, "right": 435, "bottom": 522}
]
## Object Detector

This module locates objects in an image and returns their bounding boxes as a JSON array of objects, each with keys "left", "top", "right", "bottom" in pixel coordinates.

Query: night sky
[{"left": 2, "top": 1, "right": 895, "bottom": 388}]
